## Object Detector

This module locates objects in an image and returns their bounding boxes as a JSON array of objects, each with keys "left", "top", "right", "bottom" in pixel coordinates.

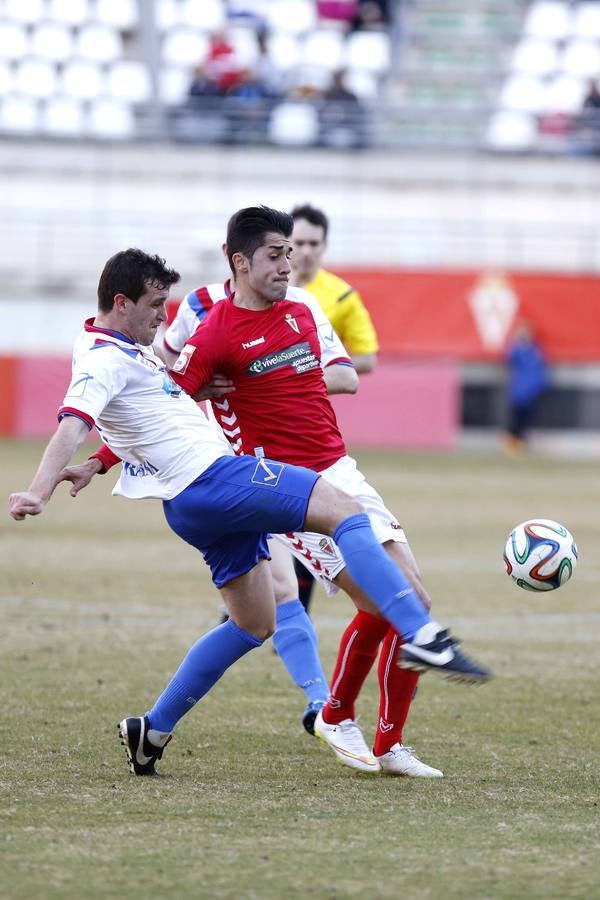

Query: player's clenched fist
[{"left": 8, "top": 491, "right": 45, "bottom": 520}]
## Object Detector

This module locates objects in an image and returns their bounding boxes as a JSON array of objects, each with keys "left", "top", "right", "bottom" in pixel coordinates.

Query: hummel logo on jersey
[
  {"left": 285, "top": 313, "right": 299, "bottom": 334},
  {"left": 242, "top": 336, "right": 265, "bottom": 349},
  {"left": 378, "top": 718, "right": 395, "bottom": 733}
]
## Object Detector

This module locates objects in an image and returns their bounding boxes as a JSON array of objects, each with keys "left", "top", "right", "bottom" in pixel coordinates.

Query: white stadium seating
[
  {"left": 0, "top": 0, "right": 392, "bottom": 143},
  {"left": 268, "top": 101, "right": 319, "bottom": 145},
  {"left": 47, "top": 0, "right": 90, "bottom": 27},
  {"left": 31, "top": 23, "right": 74, "bottom": 63}
]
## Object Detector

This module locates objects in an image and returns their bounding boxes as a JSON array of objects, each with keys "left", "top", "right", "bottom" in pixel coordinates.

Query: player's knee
[{"left": 257, "top": 621, "right": 275, "bottom": 641}]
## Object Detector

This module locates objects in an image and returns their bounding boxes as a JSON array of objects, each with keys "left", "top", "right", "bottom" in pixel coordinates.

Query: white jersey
[
  {"left": 60, "top": 320, "right": 233, "bottom": 500},
  {"left": 164, "top": 280, "right": 350, "bottom": 368}
]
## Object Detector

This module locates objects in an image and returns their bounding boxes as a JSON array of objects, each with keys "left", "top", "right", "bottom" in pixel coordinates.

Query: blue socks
[
  {"left": 273, "top": 599, "right": 329, "bottom": 703},
  {"left": 146, "top": 618, "right": 262, "bottom": 733},
  {"left": 333, "top": 513, "right": 430, "bottom": 641}
]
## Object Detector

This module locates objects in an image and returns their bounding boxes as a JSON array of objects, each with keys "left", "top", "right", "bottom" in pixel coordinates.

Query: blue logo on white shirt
[
  {"left": 123, "top": 460, "right": 159, "bottom": 478},
  {"left": 162, "top": 372, "right": 182, "bottom": 396}
]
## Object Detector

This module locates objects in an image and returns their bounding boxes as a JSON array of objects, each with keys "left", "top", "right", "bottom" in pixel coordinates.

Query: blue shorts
[{"left": 163, "top": 455, "right": 320, "bottom": 588}]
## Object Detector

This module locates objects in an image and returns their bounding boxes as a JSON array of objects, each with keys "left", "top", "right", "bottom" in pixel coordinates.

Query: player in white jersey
[{"left": 9, "top": 231, "right": 490, "bottom": 778}]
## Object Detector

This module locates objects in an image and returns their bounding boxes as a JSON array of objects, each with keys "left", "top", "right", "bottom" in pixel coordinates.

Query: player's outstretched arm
[{"left": 8, "top": 416, "right": 90, "bottom": 520}]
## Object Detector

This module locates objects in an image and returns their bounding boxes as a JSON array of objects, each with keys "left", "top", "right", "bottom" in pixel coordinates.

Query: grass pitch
[{"left": 2, "top": 440, "right": 600, "bottom": 900}]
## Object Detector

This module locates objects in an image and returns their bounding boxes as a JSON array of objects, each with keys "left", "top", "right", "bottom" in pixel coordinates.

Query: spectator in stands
[
  {"left": 351, "top": 0, "right": 389, "bottom": 30},
  {"left": 317, "top": 1, "right": 359, "bottom": 26},
  {"left": 576, "top": 78, "right": 600, "bottom": 156},
  {"left": 254, "top": 31, "right": 284, "bottom": 99},
  {"left": 224, "top": 66, "right": 275, "bottom": 143},
  {"left": 188, "top": 63, "right": 221, "bottom": 101},
  {"left": 205, "top": 29, "right": 243, "bottom": 94},
  {"left": 319, "top": 69, "right": 367, "bottom": 149},
  {"left": 503, "top": 320, "right": 549, "bottom": 457}
]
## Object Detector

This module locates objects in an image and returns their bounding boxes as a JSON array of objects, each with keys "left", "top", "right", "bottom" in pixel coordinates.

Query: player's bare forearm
[
  {"left": 8, "top": 416, "right": 90, "bottom": 520},
  {"left": 324, "top": 363, "right": 359, "bottom": 395}
]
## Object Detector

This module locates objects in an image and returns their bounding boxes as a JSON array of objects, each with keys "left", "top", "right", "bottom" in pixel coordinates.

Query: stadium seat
[
  {"left": 88, "top": 98, "right": 135, "bottom": 139},
  {"left": 107, "top": 61, "right": 153, "bottom": 104},
  {"left": 4, "top": 0, "right": 45, "bottom": 24},
  {"left": 544, "top": 74, "right": 587, "bottom": 114},
  {"left": 95, "top": 0, "right": 139, "bottom": 30},
  {"left": 0, "top": 62, "right": 13, "bottom": 97},
  {"left": 344, "top": 68, "right": 378, "bottom": 99},
  {"left": 499, "top": 74, "right": 546, "bottom": 114},
  {"left": 47, "top": 0, "right": 90, "bottom": 27},
  {"left": 266, "top": 33, "right": 301, "bottom": 71},
  {"left": 155, "top": 0, "right": 180, "bottom": 31},
  {"left": 344, "top": 31, "right": 391, "bottom": 74},
  {"left": 485, "top": 110, "right": 537, "bottom": 151},
  {"left": 60, "top": 60, "right": 105, "bottom": 100},
  {"left": 181, "top": 0, "right": 226, "bottom": 31},
  {"left": 160, "top": 66, "right": 192, "bottom": 104},
  {"left": 268, "top": 101, "right": 319, "bottom": 145},
  {"left": 266, "top": 0, "right": 317, "bottom": 35},
  {"left": 302, "top": 30, "right": 345, "bottom": 72},
  {"left": 524, "top": 1, "right": 571, "bottom": 41},
  {"left": 560, "top": 40, "right": 600, "bottom": 80},
  {"left": 0, "top": 22, "right": 29, "bottom": 61},
  {"left": 76, "top": 24, "right": 123, "bottom": 63},
  {"left": 511, "top": 39, "right": 559, "bottom": 77},
  {"left": 41, "top": 96, "right": 85, "bottom": 136},
  {"left": 0, "top": 95, "right": 39, "bottom": 133},
  {"left": 162, "top": 28, "right": 210, "bottom": 66},
  {"left": 571, "top": 3, "right": 600, "bottom": 41},
  {"left": 14, "top": 59, "right": 58, "bottom": 99},
  {"left": 31, "top": 23, "right": 74, "bottom": 63}
]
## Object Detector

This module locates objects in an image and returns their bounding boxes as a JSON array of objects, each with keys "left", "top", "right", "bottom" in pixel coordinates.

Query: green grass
[{"left": 2, "top": 440, "right": 600, "bottom": 899}]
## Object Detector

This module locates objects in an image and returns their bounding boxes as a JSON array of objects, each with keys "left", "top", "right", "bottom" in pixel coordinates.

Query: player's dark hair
[
  {"left": 290, "top": 203, "right": 329, "bottom": 239},
  {"left": 97, "top": 248, "right": 180, "bottom": 312},
  {"left": 226, "top": 205, "right": 293, "bottom": 274}
]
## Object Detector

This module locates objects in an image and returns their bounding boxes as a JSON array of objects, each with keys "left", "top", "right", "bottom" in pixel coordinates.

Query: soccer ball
[{"left": 503, "top": 518, "right": 578, "bottom": 591}]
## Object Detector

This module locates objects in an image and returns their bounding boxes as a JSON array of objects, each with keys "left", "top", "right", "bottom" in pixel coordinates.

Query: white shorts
[{"left": 272, "top": 454, "right": 406, "bottom": 596}]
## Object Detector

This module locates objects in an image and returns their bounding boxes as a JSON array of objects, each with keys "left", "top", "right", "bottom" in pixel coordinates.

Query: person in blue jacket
[{"left": 504, "top": 320, "right": 549, "bottom": 455}]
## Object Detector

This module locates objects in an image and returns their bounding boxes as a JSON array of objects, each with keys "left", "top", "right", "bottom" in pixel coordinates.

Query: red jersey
[{"left": 170, "top": 296, "right": 348, "bottom": 471}]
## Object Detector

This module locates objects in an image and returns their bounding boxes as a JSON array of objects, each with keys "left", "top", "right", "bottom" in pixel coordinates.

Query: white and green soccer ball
[{"left": 503, "top": 518, "right": 578, "bottom": 591}]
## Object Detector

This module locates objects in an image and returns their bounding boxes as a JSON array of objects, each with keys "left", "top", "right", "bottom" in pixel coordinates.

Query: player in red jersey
[{"left": 167, "top": 207, "right": 455, "bottom": 777}]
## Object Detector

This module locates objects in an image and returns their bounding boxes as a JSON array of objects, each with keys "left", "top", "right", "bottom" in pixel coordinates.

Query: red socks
[
  {"left": 373, "top": 628, "right": 420, "bottom": 757},
  {"left": 323, "top": 611, "right": 420, "bottom": 754},
  {"left": 324, "top": 610, "right": 389, "bottom": 724}
]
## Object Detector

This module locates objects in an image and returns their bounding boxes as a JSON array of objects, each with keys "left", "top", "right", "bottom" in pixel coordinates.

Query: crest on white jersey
[
  {"left": 285, "top": 313, "right": 299, "bottom": 334},
  {"left": 172, "top": 343, "right": 196, "bottom": 374}
]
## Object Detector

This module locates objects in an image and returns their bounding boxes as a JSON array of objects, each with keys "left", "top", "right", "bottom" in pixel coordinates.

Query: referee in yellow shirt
[
  {"left": 290, "top": 203, "right": 380, "bottom": 611},
  {"left": 290, "top": 203, "right": 379, "bottom": 374}
]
